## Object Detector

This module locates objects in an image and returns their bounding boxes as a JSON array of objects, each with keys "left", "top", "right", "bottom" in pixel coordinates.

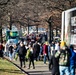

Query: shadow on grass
[{"left": 0, "top": 68, "right": 22, "bottom": 74}]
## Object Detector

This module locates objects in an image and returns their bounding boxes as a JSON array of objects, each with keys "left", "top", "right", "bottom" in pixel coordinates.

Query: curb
[{"left": 4, "top": 56, "right": 30, "bottom": 75}]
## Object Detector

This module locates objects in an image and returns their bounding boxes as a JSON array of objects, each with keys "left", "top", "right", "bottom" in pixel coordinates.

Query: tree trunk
[{"left": 0, "top": 25, "right": 2, "bottom": 42}]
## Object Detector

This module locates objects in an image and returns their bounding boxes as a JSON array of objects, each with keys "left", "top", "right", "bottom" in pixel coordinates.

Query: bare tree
[{"left": 0, "top": 0, "right": 76, "bottom": 42}]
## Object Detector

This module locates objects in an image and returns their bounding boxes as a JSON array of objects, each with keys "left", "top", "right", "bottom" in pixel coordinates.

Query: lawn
[{"left": 0, "top": 58, "right": 24, "bottom": 75}]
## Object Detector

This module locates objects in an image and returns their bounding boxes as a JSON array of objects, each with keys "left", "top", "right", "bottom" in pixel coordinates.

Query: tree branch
[{"left": 0, "top": 0, "right": 10, "bottom": 5}]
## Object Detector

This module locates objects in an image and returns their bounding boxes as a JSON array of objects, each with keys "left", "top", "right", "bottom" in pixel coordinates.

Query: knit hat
[{"left": 60, "top": 41, "right": 66, "bottom": 48}]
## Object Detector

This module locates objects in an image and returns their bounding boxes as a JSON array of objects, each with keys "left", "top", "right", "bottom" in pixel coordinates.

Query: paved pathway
[{"left": 13, "top": 60, "right": 51, "bottom": 75}]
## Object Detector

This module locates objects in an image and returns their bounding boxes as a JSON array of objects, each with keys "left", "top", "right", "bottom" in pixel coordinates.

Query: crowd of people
[
  {"left": 49, "top": 41, "right": 76, "bottom": 75},
  {"left": 0, "top": 40, "right": 76, "bottom": 75}
]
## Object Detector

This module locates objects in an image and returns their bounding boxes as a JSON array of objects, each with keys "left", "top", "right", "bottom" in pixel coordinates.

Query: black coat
[
  {"left": 9, "top": 45, "right": 13, "bottom": 54},
  {"left": 18, "top": 45, "right": 27, "bottom": 56},
  {"left": 33, "top": 43, "right": 40, "bottom": 58},
  {"left": 49, "top": 51, "right": 60, "bottom": 75}
]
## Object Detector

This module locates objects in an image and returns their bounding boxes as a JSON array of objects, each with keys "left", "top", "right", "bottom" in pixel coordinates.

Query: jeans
[
  {"left": 43, "top": 54, "right": 47, "bottom": 64},
  {"left": 12, "top": 51, "right": 16, "bottom": 58},
  {"left": 59, "top": 66, "right": 70, "bottom": 75},
  {"left": 70, "top": 65, "right": 75, "bottom": 75},
  {"left": 9, "top": 53, "right": 13, "bottom": 60}
]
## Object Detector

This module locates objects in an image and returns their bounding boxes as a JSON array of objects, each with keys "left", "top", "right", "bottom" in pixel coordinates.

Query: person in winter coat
[
  {"left": 43, "top": 42, "right": 48, "bottom": 64},
  {"left": 33, "top": 41, "right": 40, "bottom": 61},
  {"left": 26, "top": 44, "right": 35, "bottom": 69},
  {"left": 8, "top": 44, "right": 13, "bottom": 60},
  {"left": 49, "top": 50, "right": 60, "bottom": 75},
  {"left": 69, "top": 45, "right": 76, "bottom": 75},
  {"left": 55, "top": 45, "right": 70, "bottom": 75},
  {"left": 18, "top": 42, "right": 27, "bottom": 68},
  {"left": 55, "top": 42, "right": 60, "bottom": 51},
  {"left": 0, "top": 42, "right": 4, "bottom": 57}
]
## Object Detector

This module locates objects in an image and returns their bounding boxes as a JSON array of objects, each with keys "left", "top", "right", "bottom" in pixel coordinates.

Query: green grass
[{"left": 0, "top": 58, "right": 25, "bottom": 75}]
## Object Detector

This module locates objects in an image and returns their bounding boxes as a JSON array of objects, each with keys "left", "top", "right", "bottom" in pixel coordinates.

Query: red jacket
[
  {"left": 0, "top": 45, "right": 3, "bottom": 50},
  {"left": 43, "top": 44, "right": 48, "bottom": 55}
]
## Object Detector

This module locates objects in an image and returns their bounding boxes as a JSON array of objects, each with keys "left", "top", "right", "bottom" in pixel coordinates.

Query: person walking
[
  {"left": 8, "top": 44, "right": 14, "bottom": 60},
  {"left": 55, "top": 42, "right": 70, "bottom": 75},
  {"left": 55, "top": 42, "right": 60, "bottom": 51},
  {"left": 18, "top": 42, "right": 27, "bottom": 68},
  {"left": 48, "top": 43, "right": 51, "bottom": 60},
  {"left": 51, "top": 41, "right": 55, "bottom": 56},
  {"left": 0, "top": 42, "right": 4, "bottom": 57},
  {"left": 43, "top": 42, "right": 48, "bottom": 64},
  {"left": 49, "top": 50, "right": 60, "bottom": 75},
  {"left": 33, "top": 41, "right": 40, "bottom": 61},
  {"left": 38, "top": 43, "right": 43, "bottom": 61},
  {"left": 69, "top": 45, "right": 76, "bottom": 75},
  {"left": 26, "top": 44, "right": 35, "bottom": 69}
]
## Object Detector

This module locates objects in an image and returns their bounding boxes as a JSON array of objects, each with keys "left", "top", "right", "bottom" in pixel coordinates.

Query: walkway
[{"left": 13, "top": 60, "right": 51, "bottom": 75}]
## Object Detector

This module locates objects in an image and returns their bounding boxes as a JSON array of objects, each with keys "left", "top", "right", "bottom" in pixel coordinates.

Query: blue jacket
[{"left": 70, "top": 48, "right": 76, "bottom": 66}]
